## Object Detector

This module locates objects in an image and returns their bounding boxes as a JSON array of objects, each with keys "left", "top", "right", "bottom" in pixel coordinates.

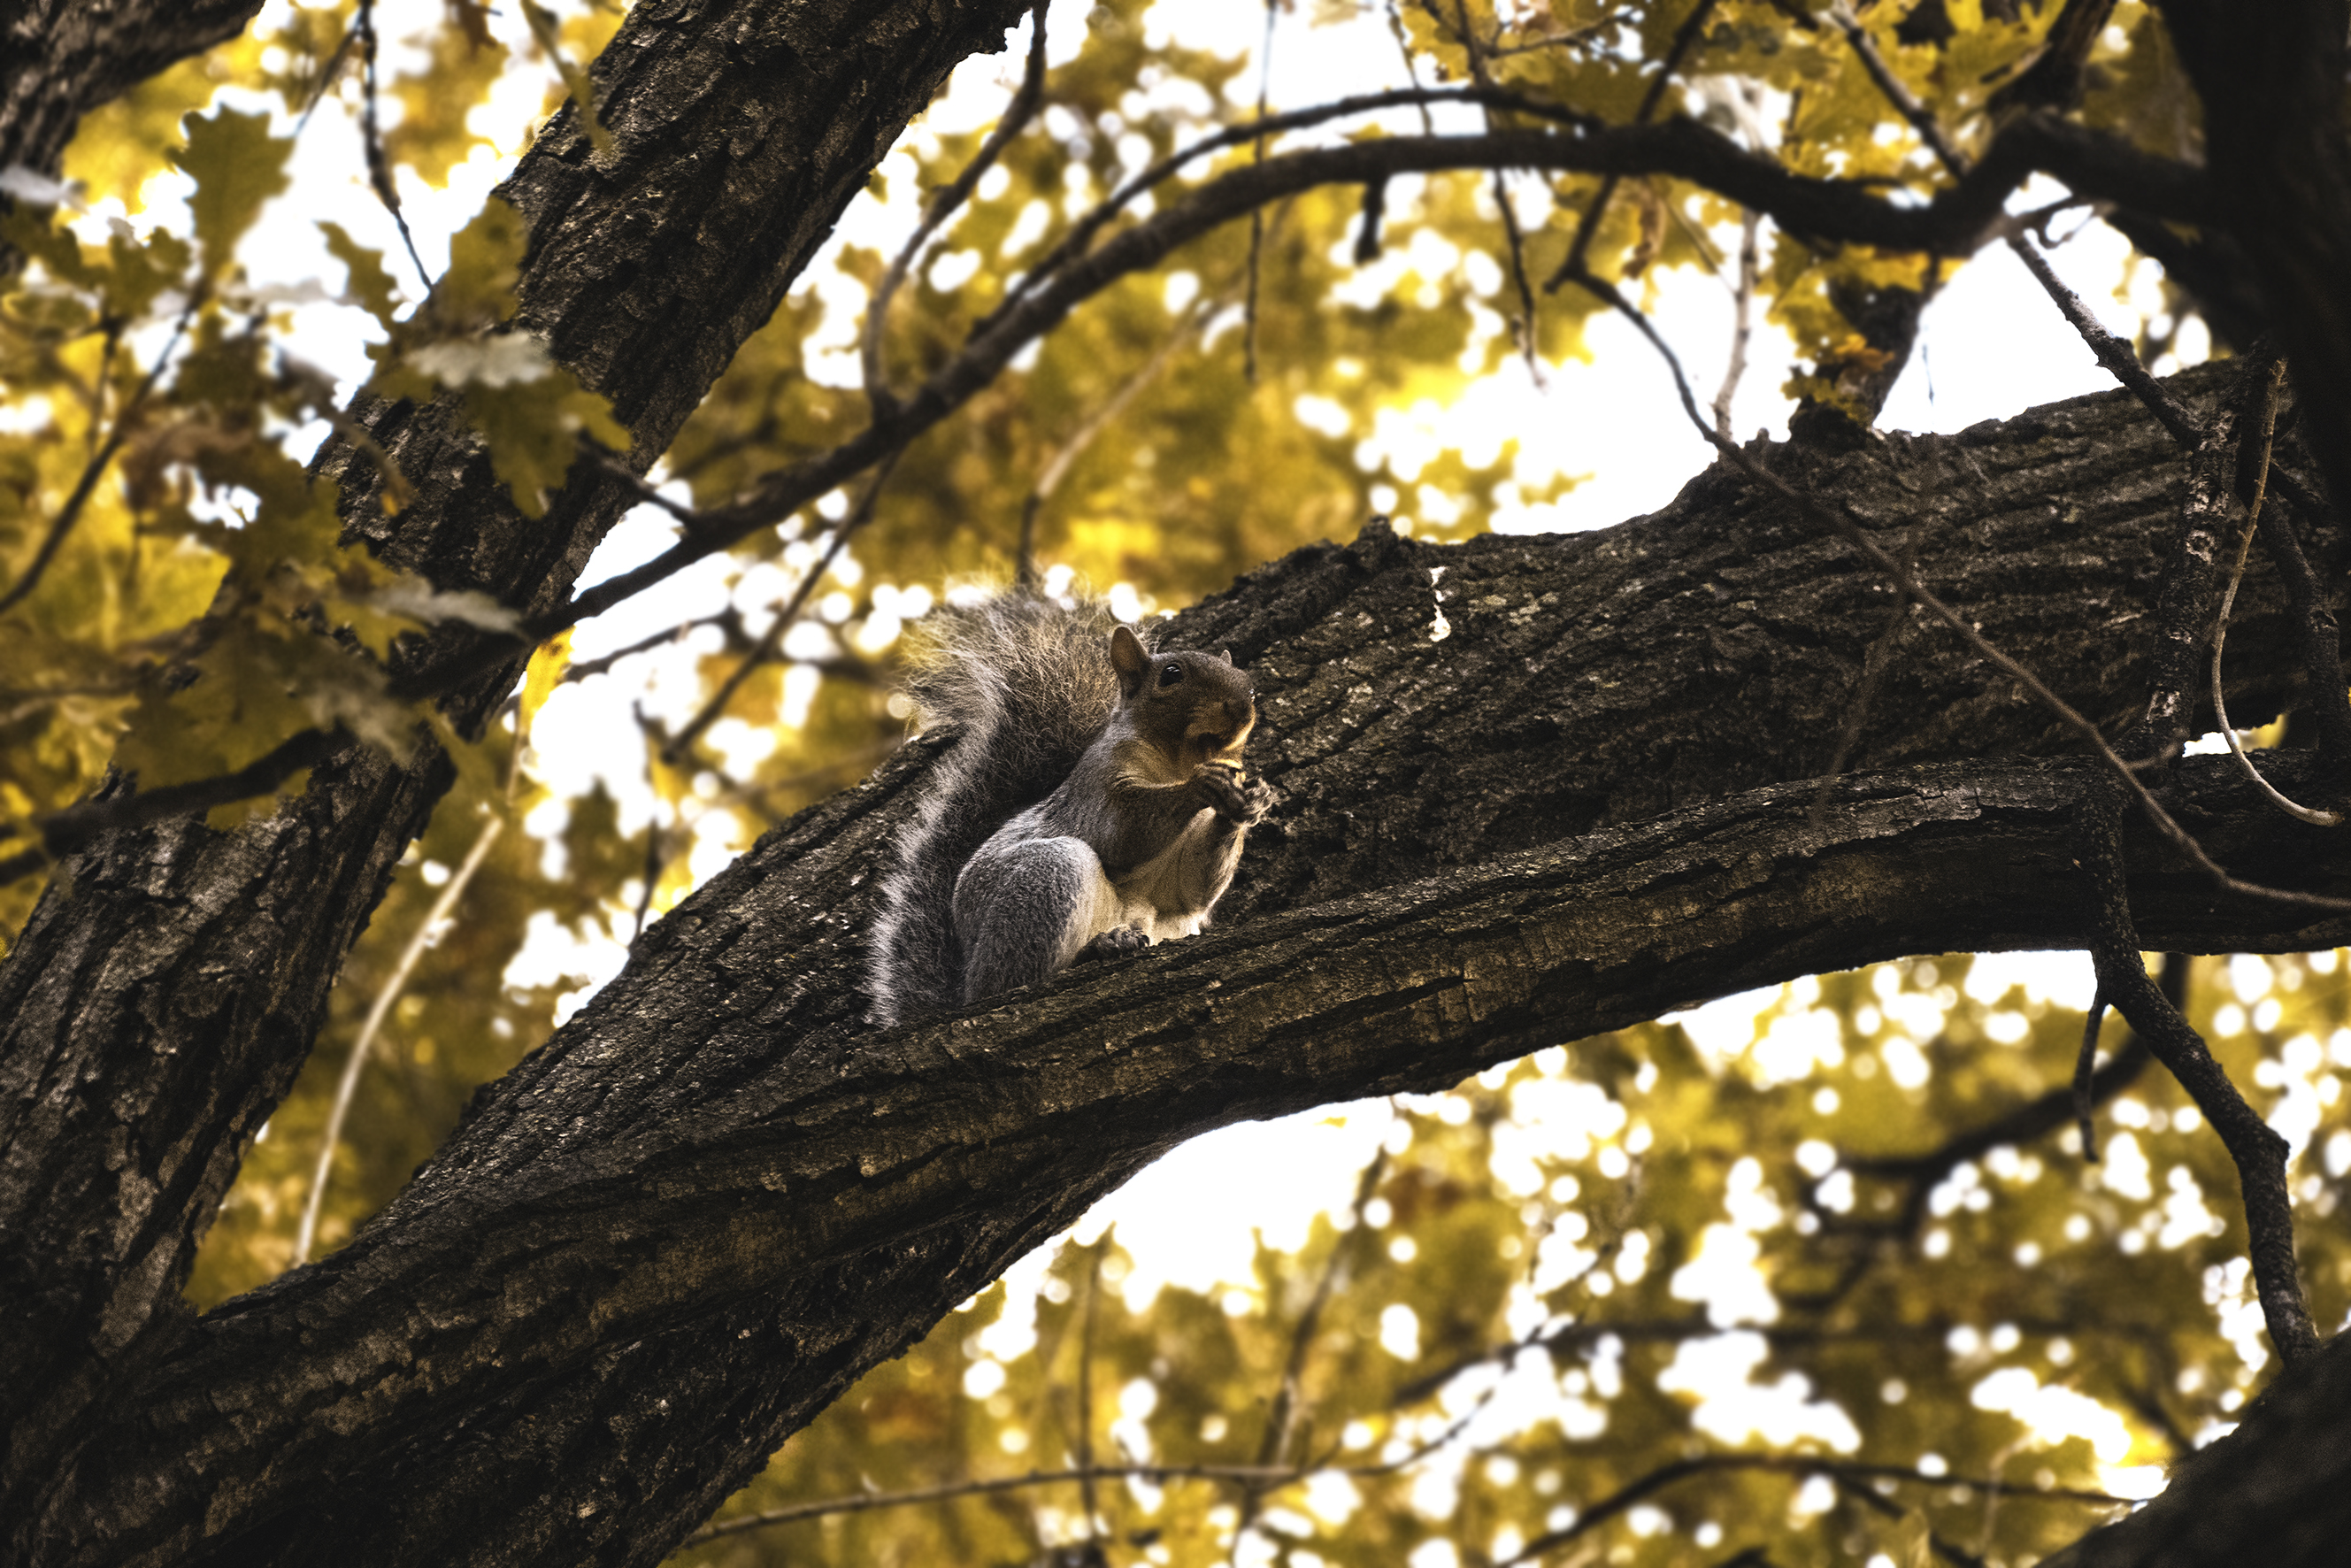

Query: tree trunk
[
  {"left": 14, "top": 361, "right": 2351, "bottom": 1564},
  {"left": 0, "top": 0, "right": 1027, "bottom": 1528}
]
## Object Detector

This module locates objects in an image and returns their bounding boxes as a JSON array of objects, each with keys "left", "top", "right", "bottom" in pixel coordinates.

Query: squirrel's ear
[
  {"left": 1109, "top": 625, "right": 1149, "bottom": 691},
  {"left": 1220, "top": 649, "right": 1233, "bottom": 665}
]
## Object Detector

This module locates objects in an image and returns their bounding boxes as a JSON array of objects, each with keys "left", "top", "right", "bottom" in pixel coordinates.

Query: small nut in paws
[
  {"left": 1197, "top": 765, "right": 1272, "bottom": 824},
  {"left": 1197, "top": 765, "right": 1275, "bottom": 825}
]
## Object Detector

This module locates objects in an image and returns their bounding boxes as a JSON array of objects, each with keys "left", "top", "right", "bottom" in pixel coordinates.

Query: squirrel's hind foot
[{"left": 1073, "top": 923, "right": 1153, "bottom": 965}]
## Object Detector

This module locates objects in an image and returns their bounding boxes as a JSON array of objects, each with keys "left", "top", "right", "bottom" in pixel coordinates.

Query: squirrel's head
[{"left": 1110, "top": 624, "right": 1256, "bottom": 771}]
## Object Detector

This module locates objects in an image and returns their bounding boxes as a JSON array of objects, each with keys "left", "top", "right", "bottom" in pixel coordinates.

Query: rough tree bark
[
  {"left": 0, "top": 0, "right": 1029, "bottom": 1526},
  {"left": 12, "top": 360, "right": 2351, "bottom": 1564}
]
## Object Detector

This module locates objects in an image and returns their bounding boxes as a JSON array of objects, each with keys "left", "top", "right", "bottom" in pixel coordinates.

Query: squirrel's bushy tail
[{"left": 869, "top": 591, "right": 1129, "bottom": 1026}]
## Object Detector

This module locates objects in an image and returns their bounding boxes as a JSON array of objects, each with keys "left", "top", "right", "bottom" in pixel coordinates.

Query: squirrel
[{"left": 869, "top": 590, "right": 1275, "bottom": 1026}]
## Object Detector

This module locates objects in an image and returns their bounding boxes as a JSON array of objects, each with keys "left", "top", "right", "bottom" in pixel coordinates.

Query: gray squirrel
[{"left": 869, "top": 591, "right": 1275, "bottom": 1026}]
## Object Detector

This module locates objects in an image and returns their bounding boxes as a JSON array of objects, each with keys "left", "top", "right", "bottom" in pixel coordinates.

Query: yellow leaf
[
  {"left": 519, "top": 631, "right": 574, "bottom": 744},
  {"left": 60, "top": 48, "right": 251, "bottom": 211},
  {"left": 319, "top": 221, "right": 402, "bottom": 327},
  {"left": 385, "top": 26, "right": 511, "bottom": 188},
  {"left": 171, "top": 106, "right": 294, "bottom": 280},
  {"left": 435, "top": 196, "right": 527, "bottom": 329},
  {"left": 459, "top": 369, "right": 629, "bottom": 518}
]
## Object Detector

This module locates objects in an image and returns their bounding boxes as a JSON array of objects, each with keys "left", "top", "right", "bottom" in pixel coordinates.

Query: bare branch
[
  {"left": 1235, "top": 1142, "right": 1387, "bottom": 1542},
  {"left": 2007, "top": 233, "right": 2202, "bottom": 446},
  {"left": 2208, "top": 353, "right": 2339, "bottom": 824},
  {"left": 2078, "top": 802, "right": 2320, "bottom": 1366},
  {"left": 555, "top": 113, "right": 2210, "bottom": 648},
  {"left": 1713, "top": 205, "right": 1761, "bottom": 440},
  {"left": 684, "top": 1461, "right": 1321, "bottom": 1544},
  {"left": 1242, "top": 0, "right": 1276, "bottom": 384},
  {"left": 354, "top": 0, "right": 431, "bottom": 292},
  {"left": 1018, "top": 282, "right": 1229, "bottom": 583},
  {"left": 1540, "top": 0, "right": 1721, "bottom": 294},
  {"left": 0, "top": 725, "right": 346, "bottom": 888},
  {"left": 2075, "top": 988, "right": 2112, "bottom": 1160}
]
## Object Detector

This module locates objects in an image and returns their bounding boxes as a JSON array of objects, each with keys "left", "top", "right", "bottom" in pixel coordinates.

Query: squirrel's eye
[{"left": 1158, "top": 663, "right": 1183, "bottom": 688}]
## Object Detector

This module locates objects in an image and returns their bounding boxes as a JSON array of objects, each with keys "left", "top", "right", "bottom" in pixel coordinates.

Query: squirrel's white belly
[{"left": 1110, "top": 808, "right": 1217, "bottom": 941}]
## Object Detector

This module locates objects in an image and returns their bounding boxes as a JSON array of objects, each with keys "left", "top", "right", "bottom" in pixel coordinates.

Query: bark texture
[
  {"left": 0, "top": 0, "right": 1028, "bottom": 1526},
  {"left": 14, "top": 366, "right": 2351, "bottom": 1565}
]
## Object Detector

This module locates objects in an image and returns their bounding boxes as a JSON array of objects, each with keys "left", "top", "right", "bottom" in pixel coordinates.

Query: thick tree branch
[{"left": 44, "top": 751, "right": 2351, "bottom": 1565}]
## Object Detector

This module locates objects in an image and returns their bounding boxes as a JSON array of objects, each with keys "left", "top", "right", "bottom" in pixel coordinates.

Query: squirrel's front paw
[
  {"left": 1073, "top": 923, "right": 1153, "bottom": 965},
  {"left": 1197, "top": 765, "right": 1275, "bottom": 825}
]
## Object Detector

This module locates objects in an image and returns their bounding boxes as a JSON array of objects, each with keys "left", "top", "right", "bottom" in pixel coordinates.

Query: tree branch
[
  {"left": 61, "top": 750, "right": 2351, "bottom": 1563},
  {"left": 2075, "top": 794, "right": 2320, "bottom": 1365}
]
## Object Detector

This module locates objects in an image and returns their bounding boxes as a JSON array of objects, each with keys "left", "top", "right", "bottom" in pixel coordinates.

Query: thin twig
[
  {"left": 294, "top": 20, "right": 362, "bottom": 135},
  {"left": 356, "top": 0, "right": 433, "bottom": 292},
  {"left": 1712, "top": 206, "right": 1760, "bottom": 441},
  {"left": 1829, "top": 1472, "right": 1989, "bottom": 1568},
  {"left": 687, "top": 1460, "right": 1352, "bottom": 1544},
  {"left": 563, "top": 607, "right": 741, "bottom": 684},
  {"left": 2007, "top": 241, "right": 2351, "bottom": 780},
  {"left": 580, "top": 446, "right": 703, "bottom": 528},
  {"left": 1075, "top": 1238, "right": 1105, "bottom": 1551},
  {"left": 2207, "top": 355, "right": 2339, "bottom": 825},
  {"left": 1486, "top": 20, "right": 1615, "bottom": 58},
  {"left": 863, "top": 0, "right": 1050, "bottom": 413},
  {"left": 0, "top": 294, "right": 197, "bottom": 615},
  {"left": 1383, "top": 0, "right": 1438, "bottom": 135},
  {"left": 2074, "top": 989, "right": 2110, "bottom": 1160},
  {"left": 1236, "top": 1143, "right": 1387, "bottom": 1542},
  {"left": 977, "top": 86, "right": 1601, "bottom": 340},
  {"left": 628, "top": 813, "right": 663, "bottom": 949},
  {"left": 293, "top": 811, "right": 503, "bottom": 1264},
  {"left": 1018, "top": 281, "right": 1233, "bottom": 583},
  {"left": 2005, "top": 234, "right": 2201, "bottom": 445},
  {"left": 2251, "top": 471, "right": 2351, "bottom": 772},
  {"left": 1438, "top": 0, "right": 1544, "bottom": 378}
]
